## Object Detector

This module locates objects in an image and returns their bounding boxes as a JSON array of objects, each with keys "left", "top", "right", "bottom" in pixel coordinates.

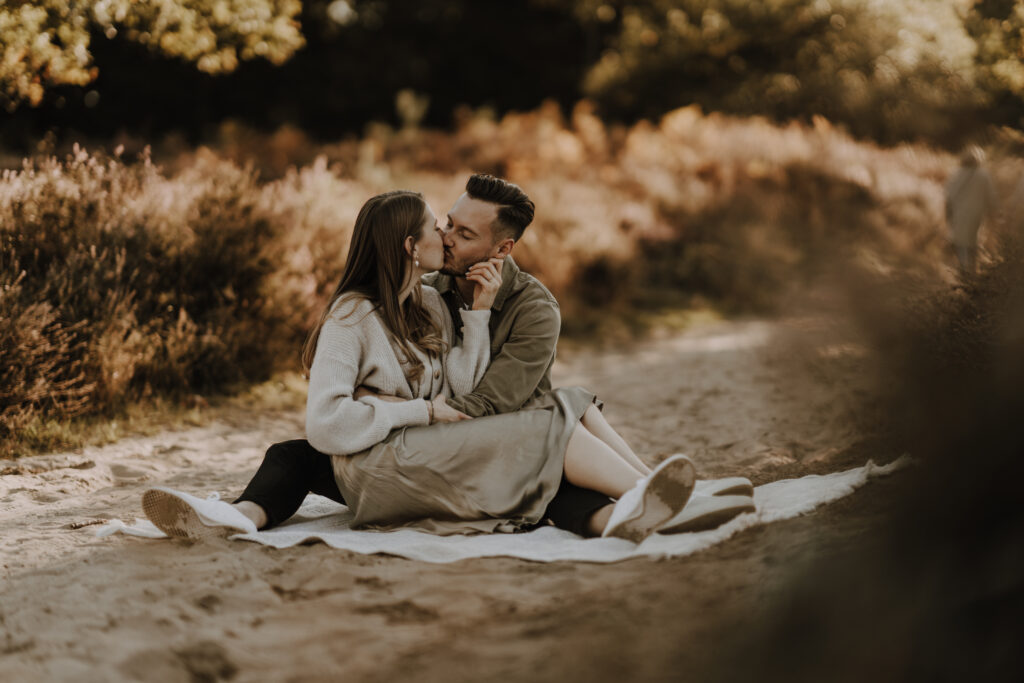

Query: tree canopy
[
  {"left": 579, "top": 0, "right": 991, "bottom": 142},
  {"left": 4, "top": 1, "right": 1024, "bottom": 146},
  {"left": 0, "top": 0, "right": 303, "bottom": 108}
]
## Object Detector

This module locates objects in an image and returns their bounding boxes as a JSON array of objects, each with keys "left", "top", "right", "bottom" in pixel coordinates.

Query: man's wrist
[{"left": 426, "top": 399, "right": 434, "bottom": 424}]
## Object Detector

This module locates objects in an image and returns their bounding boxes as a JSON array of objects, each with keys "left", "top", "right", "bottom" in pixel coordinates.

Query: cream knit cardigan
[{"left": 306, "top": 285, "right": 490, "bottom": 457}]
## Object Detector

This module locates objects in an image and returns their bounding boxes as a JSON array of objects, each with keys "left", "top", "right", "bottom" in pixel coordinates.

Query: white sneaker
[
  {"left": 693, "top": 477, "right": 754, "bottom": 498},
  {"left": 602, "top": 454, "right": 696, "bottom": 543},
  {"left": 142, "top": 487, "right": 258, "bottom": 540},
  {"left": 656, "top": 494, "right": 755, "bottom": 535}
]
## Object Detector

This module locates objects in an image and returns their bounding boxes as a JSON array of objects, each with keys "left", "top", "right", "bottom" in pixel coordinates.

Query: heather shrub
[
  {"left": 0, "top": 147, "right": 291, "bottom": 451},
  {"left": 191, "top": 101, "right": 975, "bottom": 330},
  {"left": 399, "top": 102, "right": 959, "bottom": 323},
  {"left": 5, "top": 101, "right": 1010, "bottom": 454},
  {"left": 254, "top": 156, "right": 363, "bottom": 326},
  {"left": 0, "top": 275, "right": 93, "bottom": 433}
]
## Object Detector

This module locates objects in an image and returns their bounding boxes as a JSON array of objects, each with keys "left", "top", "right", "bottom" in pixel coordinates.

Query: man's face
[{"left": 441, "top": 193, "right": 502, "bottom": 276}]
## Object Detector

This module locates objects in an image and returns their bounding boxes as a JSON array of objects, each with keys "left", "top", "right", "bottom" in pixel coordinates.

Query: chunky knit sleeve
[
  {"left": 444, "top": 308, "right": 491, "bottom": 396},
  {"left": 421, "top": 286, "right": 490, "bottom": 398},
  {"left": 306, "top": 300, "right": 430, "bottom": 456}
]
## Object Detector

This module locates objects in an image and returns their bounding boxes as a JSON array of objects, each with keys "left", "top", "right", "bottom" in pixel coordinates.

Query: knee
[
  {"left": 264, "top": 441, "right": 291, "bottom": 462},
  {"left": 265, "top": 439, "right": 320, "bottom": 464}
]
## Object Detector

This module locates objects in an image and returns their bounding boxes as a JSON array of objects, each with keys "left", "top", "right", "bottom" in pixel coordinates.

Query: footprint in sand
[
  {"left": 354, "top": 600, "right": 439, "bottom": 624},
  {"left": 31, "top": 490, "right": 63, "bottom": 503},
  {"left": 119, "top": 641, "right": 237, "bottom": 682},
  {"left": 108, "top": 463, "right": 152, "bottom": 484}
]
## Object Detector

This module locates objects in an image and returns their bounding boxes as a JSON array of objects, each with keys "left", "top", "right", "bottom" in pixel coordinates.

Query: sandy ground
[{"left": 0, "top": 318, "right": 900, "bottom": 682}]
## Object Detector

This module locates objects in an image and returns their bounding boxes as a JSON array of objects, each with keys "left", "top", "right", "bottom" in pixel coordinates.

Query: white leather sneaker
[
  {"left": 602, "top": 454, "right": 696, "bottom": 543},
  {"left": 142, "top": 487, "right": 258, "bottom": 540},
  {"left": 693, "top": 477, "right": 754, "bottom": 498},
  {"left": 656, "top": 494, "right": 755, "bottom": 535}
]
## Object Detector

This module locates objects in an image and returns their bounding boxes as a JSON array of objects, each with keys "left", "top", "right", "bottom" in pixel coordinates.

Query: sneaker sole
[
  {"left": 657, "top": 496, "right": 755, "bottom": 535},
  {"left": 142, "top": 489, "right": 229, "bottom": 541},
  {"left": 609, "top": 457, "right": 696, "bottom": 543}
]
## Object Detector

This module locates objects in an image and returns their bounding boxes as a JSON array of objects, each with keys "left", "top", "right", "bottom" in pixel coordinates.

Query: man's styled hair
[{"left": 465, "top": 173, "right": 535, "bottom": 241}]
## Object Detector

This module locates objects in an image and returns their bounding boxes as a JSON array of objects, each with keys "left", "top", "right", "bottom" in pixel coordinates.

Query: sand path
[{"left": 0, "top": 318, "right": 889, "bottom": 682}]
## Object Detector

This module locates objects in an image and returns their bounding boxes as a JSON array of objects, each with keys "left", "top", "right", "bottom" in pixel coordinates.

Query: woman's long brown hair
[{"left": 301, "top": 190, "right": 445, "bottom": 382}]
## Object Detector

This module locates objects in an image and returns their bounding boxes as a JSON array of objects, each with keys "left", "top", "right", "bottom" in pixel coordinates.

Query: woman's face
[{"left": 414, "top": 204, "right": 445, "bottom": 272}]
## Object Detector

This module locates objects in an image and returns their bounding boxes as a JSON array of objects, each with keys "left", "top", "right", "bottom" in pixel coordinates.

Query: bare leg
[
  {"left": 233, "top": 501, "right": 268, "bottom": 529},
  {"left": 563, "top": 423, "right": 645, "bottom": 498},
  {"left": 580, "top": 404, "right": 651, "bottom": 476}
]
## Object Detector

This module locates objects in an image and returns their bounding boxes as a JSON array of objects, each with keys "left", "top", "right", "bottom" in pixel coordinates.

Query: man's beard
[{"left": 441, "top": 250, "right": 468, "bottom": 277}]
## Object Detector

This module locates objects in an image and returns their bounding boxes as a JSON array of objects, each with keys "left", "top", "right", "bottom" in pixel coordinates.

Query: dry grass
[
  {"left": 3, "top": 101, "right": 1014, "bottom": 456},
  {"left": 0, "top": 147, "right": 290, "bottom": 455}
]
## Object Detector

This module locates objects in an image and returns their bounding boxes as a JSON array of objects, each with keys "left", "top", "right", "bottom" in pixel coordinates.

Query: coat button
[{"left": 434, "top": 369, "right": 441, "bottom": 379}]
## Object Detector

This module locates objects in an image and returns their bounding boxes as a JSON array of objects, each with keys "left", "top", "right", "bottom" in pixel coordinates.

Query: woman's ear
[{"left": 404, "top": 235, "right": 416, "bottom": 258}]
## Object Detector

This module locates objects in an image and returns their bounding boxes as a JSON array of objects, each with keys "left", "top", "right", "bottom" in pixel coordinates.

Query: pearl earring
[{"left": 414, "top": 251, "right": 420, "bottom": 268}]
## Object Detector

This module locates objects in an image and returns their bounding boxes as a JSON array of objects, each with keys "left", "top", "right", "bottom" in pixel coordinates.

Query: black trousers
[{"left": 235, "top": 438, "right": 613, "bottom": 537}]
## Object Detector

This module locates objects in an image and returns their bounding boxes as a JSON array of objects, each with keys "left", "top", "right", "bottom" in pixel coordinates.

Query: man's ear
[{"left": 494, "top": 238, "right": 515, "bottom": 258}]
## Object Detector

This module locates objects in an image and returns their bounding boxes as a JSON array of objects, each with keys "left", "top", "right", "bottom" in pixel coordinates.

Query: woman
[{"left": 142, "top": 191, "right": 709, "bottom": 543}]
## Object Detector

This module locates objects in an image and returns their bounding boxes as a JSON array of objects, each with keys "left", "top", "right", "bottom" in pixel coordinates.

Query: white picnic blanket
[{"left": 98, "top": 457, "right": 909, "bottom": 563}]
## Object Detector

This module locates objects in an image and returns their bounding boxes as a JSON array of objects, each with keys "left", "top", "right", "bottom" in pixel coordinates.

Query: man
[
  {"left": 945, "top": 145, "right": 998, "bottom": 274},
  {"left": 425, "top": 174, "right": 561, "bottom": 417},
  {"left": 422, "top": 173, "right": 617, "bottom": 536},
  {"left": 420, "top": 174, "right": 753, "bottom": 536}
]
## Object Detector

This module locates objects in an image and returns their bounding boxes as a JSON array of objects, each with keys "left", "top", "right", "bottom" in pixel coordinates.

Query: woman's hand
[
  {"left": 430, "top": 395, "right": 471, "bottom": 424},
  {"left": 465, "top": 257, "right": 504, "bottom": 310}
]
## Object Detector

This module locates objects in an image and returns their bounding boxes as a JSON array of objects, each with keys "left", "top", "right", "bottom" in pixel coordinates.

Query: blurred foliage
[
  {"left": 707, "top": 230, "right": 1024, "bottom": 683},
  {"left": 580, "top": 0, "right": 984, "bottom": 143},
  {"left": 5, "top": 1, "right": 1024, "bottom": 146},
  {"left": 0, "top": 147, "right": 295, "bottom": 453},
  {"left": 0, "top": 0, "right": 303, "bottom": 108},
  {"left": 5, "top": 100, "right": 996, "bottom": 454},
  {"left": 967, "top": 0, "right": 1024, "bottom": 120},
  {"left": 0, "top": 0, "right": 592, "bottom": 145}
]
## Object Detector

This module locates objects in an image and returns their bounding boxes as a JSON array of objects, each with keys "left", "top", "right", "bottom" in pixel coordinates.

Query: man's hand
[
  {"left": 354, "top": 386, "right": 405, "bottom": 403},
  {"left": 465, "top": 257, "right": 504, "bottom": 310},
  {"left": 430, "top": 395, "right": 472, "bottom": 423}
]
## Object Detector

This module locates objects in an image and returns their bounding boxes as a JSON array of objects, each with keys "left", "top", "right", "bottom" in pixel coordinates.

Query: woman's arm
[
  {"left": 306, "top": 315, "right": 430, "bottom": 456},
  {"left": 421, "top": 285, "right": 491, "bottom": 397},
  {"left": 354, "top": 384, "right": 471, "bottom": 423},
  {"left": 443, "top": 308, "right": 491, "bottom": 396}
]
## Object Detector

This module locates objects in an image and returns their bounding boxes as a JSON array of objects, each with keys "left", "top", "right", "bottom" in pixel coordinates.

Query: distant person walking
[{"left": 944, "top": 145, "right": 997, "bottom": 273}]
